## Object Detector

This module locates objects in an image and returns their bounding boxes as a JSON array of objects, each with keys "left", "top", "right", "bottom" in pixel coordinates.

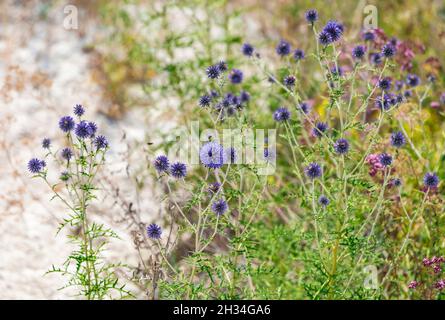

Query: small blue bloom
[
  {"left": 318, "top": 195, "right": 330, "bottom": 207},
  {"left": 170, "top": 162, "right": 187, "bottom": 178},
  {"left": 276, "top": 40, "right": 291, "bottom": 56},
  {"left": 242, "top": 43, "right": 254, "bottom": 56},
  {"left": 273, "top": 107, "right": 291, "bottom": 122},
  {"left": 206, "top": 65, "right": 220, "bottom": 79},
  {"left": 284, "top": 75, "right": 296, "bottom": 87},
  {"left": 379, "top": 153, "right": 393, "bottom": 167},
  {"left": 305, "top": 162, "right": 322, "bottom": 179},
  {"left": 154, "top": 155, "right": 169, "bottom": 172},
  {"left": 147, "top": 223, "right": 162, "bottom": 239},
  {"left": 199, "top": 95, "right": 211, "bottom": 107},
  {"left": 293, "top": 49, "right": 305, "bottom": 61},
  {"left": 382, "top": 43, "right": 396, "bottom": 58},
  {"left": 305, "top": 9, "right": 318, "bottom": 23},
  {"left": 312, "top": 122, "right": 328, "bottom": 138},
  {"left": 59, "top": 116, "right": 75, "bottom": 132},
  {"left": 390, "top": 131, "right": 405, "bottom": 148},
  {"left": 94, "top": 135, "right": 108, "bottom": 149},
  {"left": 228, "top": 69, "right": 243, "bottom": 84},
  {"left": 74, "top": 104, "right": 85, "bottom": 117},
  {"left": 42, "top": 138, "right": 51, "bottom": 149},
  {"left": 334, "top": 138, "right": 350, "bottom": 154},
  {"left": 61, "top": 147, "right": 73, "bottom": 161},
  {"left": 212, "top": 199, "right": 228, "bottom": 216},
  {"left": 28, "top": 158, "right": 44, "bottom": 173},
  {"left": 423, "top": 172, "right": 439, "bottom": 188},
  {"left": 200, "top": 142, "right": 227, "bottom": 169},
  {"left": 318, "top": 30, "right": 332, "bottom": 45},
  {"left": 406, "top": 74, "right": 420, "bottom": 87},
  {"left": 352, "top": 45, "right": 366, "bottom": 59},
  {"left": 75, "top": 121, "right": 91, "bottom": 139}
]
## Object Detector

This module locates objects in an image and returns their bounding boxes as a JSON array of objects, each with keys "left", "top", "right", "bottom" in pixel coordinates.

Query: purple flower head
[
  {"left": 392, "top": 178, "right": 402, "bottom": 187},
  {"left": 363, "top": 30, "right": 375, "bottom": 41},
  {"left": 211, "top": 199, "right": 228, "bottom": 216},
  {"left": 200, "top": 142, "right": 227, "bottom": 169},
  {"left": 154, "top": 155, "right": 169, "bottom": 173},
  {"left": 228, "top": 69, "right": 243, "bottom": 84},
  {"left": 42, "top": 138, "right": 51, "bottom": 149},
  {"left": 276, "top": 40, "right": 291, "bottom": 56},
  {"left": 74, "top": 121, "right": 91, "bottom": 139},
  {"left": 305, "top": 162, "right": 322, "bottom": 179},
  {"left": 406, "top": 74, "right": 420, "bottom": 87},
  {"left": 352, "top": 45, "right": 366, "bottom": 59},
  {"left": 242, "top": 43, "right": 254, "bottom": 57},
  {"left": 293, "top": 49, "right": 305, "bottom": 61},
  {"left": 170, "top": 162, "right": 187, "bottom": 179},
  {"left": 217, "top": 60, "right": 228, "bottom": 73},
  {"left": 59, "top": 116, "right": 75, "bottom": 132},
  {"left": 298, "top": 102, "right": 311, "bottom": 114},
  {"left": 331, "top": 66, "right": 343, "bottom": 77},
  {"left": 263, "top": 148, "right": 276, "bottom": 163},
  {"left": 423, "top": 172, "right": 439, "bottom": 189},
  {"left": 305, "top": 9, "right": 318, "bottom": 24},
  {"left": 318, "top": 30, "right": 332, "bottom": 46},
  {"left": 370, "top": 53, "right": 382, "bottom": 65},
  {"left": 94, "top": 135, "right": 108, "bottom": 149},
  {"left": 435, "top": 280, "right": 445, "bottom": 290},
  {"left": 312, "top": 121, "right": 328, "bottom": 138},
  {"left": 61, "top": 147, "right": 73, "bottom": 161},
  {"left": 240, "top": 90, "right": 250, "bottom": 103},
  {"left": 28, "top": 158, "right": 44, "bottom": 173},
  {"left": 208, "top": 182, "right": 221, "bottom": 195},
  {"left": 318, "top": 195, "right": 330, "bottom": 207},
  {"left": 379, "top": 153, "right": 393, "bottom": 167},
  {"left": 88, "top": 122, "right": 97, "bottom": 137},
  {"left": 378, "top": 78, "right": 392, "bottom": 91},
  {"left": 334, "top": 138, "right": 349, "bottom": 154},
  {"left": 199, "top": 95, "right": 211, "bottom": 107},
  {"left": 408, "top": 281, "right": 419, "bottom": 289},
  {"left": 322, "top": 20, "right": 344, "bottom": 42},
  {"left": 226, "top": 147, "right": 237, "bottom": 164},
  {"left": 74, "top": 104, "right": 85, "bottom": 117},
  {"left": 273, "top": 107, "right": 291, "bottom": 122},
  {"left": 147, "top": 223, "right": 162, "bottom": 240},
  {"left": 395, "top": 80, "right": 404, "bottom": 91},
  {"left": 382, "top": 43, "right": 396, "bottom": 58},
  {"left": 284, "top": 75, "right": 296, "bottom": 87},
  {"left": 390, "top": 131, "right": 405, "bottom": 148},
  {"left": 206, "top": 65, "right": 220, "bottom": 79}
]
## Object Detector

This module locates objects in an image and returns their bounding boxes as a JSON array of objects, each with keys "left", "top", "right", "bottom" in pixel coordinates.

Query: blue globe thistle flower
[
  {"left": 208, "top": 182, "right": 221, "bottom": 195},
  {"left": 276, "top": 40, "right": 291, "bottom": 56},
  {"left": 396, "top": 94, "right": 404, "bottom": 103},
  {"left": 284, "top": 75, "right": 296, "bottom": 87},
  {"left": 392, "top": 178, "right": 402, "bottom": 187},
  {"left": 305, "top": 9, "right": 318, "bottom": 23},
  {"left": 170, "top": 162, "right": 187, "bottom": 178},
  {"left": 28, "top": 158, "right": 44, "bottom": 173},
  {"left": 378, "top": 78, "right": 392, "bottom": 91},
  {"left": 210, "top": 90, "right": 219, "bottom": 99},
  {"left": 273, "top": 107, "right": 291, "bottom": 122},
  {"left": 379, "top": 153, "right": 393, "bottom": 167},
  {"left": 206, "top": 65, "right": 220, "bottom": 79},
  {"left": 231, "top": 95, "right": 241, "bottom": 108},
  {"left": 322, "top": 20, "right": 344, "bottom": 42},
  {"left": 404, "top": 90, "right": 412, "bottom": 98},
  {"left": 74, "top": 104, "right": 85, "bottom": 117},
  {"left": 390, "top": 131, "right": 405, "bottom": 148},
  {"left": 61, "top": 147, "right": 73, "bottom": 161},
  {"left": 199, "top": 94, "right": 211, "bottom": 107},
  {"left": 60, "top": 171, "right": 70, "bottom": 182},
  {"left": 334, "top": 138, "right": 350, "bottom": 154},
  {"left": 242, "top": 43, "right": 254, "bottom": 56},
  {"left": 427, "top": 74, "right": 436, "bottom": 83},
  {"left": 226, "top": 147, "right": 237, "bottom": 164},
  {"left": 200, "top": 142, "right": 227, "bottom": 169},
  {"left": 42, "top": 138, "right": 51, "bottom": 149},
  {"left": 363, "top": 30, "right": 375, "bottom": 41},
  {"left": 59, "top": 116, "right": 75, "bottom": 132},
  {"left": 312, "top": 121, "right": 328, "bottom": 138},
  {"left": 390, "top": 37, "right": 398, "bottom": 46},
  {"left": 382, "top": 43, "right": 396, "bottom": 58},
  {"left": 87, "top": 122, "right": 97, "bottom": 137},
  {"left": 352, "top": 45, "right": 366, "bottom": 59},
  {"left": 240, "top": 90, "right": 250, "bottom": 103},
  {"left": 293, "top": 49, "right": 305, "bottom": 61},
  {"left": 406, "top": 74, "right": 420, "bottom": 87},
  {"left": 228, "top": 69, "right": 243, "bottom": 84},
  {"left": 298, "top": 102, "right": 311, "bottom": 114},
  {"left": 395, "top": 80, "right": 404, "bottom": 91},
  {"left": 423, "top": 172, "right": 439, "bottom": 189},
  {"left": 154, "top": 155, "right": 169, "bottom": 173},
  {"left": 331, "top": 66, "right": 343, "bottom": 77},
  {"left": 376, "top": 93, "right": 397, "bottom": 111},
  {"left": 318, "top": 195, "right": 330, "bottom": 207},
  {"left": 217, "top": 60, "right": 228, "bottom": 73},
  {"left": 211, "top": 199, "right": 228, "bottom": 216},
  {"left": 305, "top": 162, "right": 322, "bottom": 179},
  {"left": 94, "top": 135, "right": 108, "bottom": 149},
  {"left": 147, "top": 223, "right": 162, "bottom": 240},
  {"left": 318, "top": 30, "right": 332, "bottom": 45},
  {"left": 263, "top": 148, "right": 276, "bottom": 163},
  {"left": 75, "top": 121, "right": 91, "bottom": 139},
  {"left": 370, "top": 53, "right": 382, "bottom": 65}
]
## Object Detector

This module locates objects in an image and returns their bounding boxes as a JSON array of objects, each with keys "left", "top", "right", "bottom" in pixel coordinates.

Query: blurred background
[{"left": 0, "top": 0, "right": 444, "bottom": 299}]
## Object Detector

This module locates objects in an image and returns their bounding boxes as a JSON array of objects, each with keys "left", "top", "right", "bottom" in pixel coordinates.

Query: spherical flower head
[
  {"left": 363, "top": 30, "right": 375, "bottom": 41},
  {"left": 94, "top": 135, "right": 108, "bottom": 150},
  {"left": 395, "top": 80, "right": 404, "bottom": 91},
  {"left": 273, "top": 107, "right": 291, "bottom": 122},
  {"left": 334, "top": 138, "right": 349, "bottom": 154},
  {"left": 284, "top": 75, "right": 296, "bottom": 87},
  {"left": 406, "top": 74, "right": 420, "bottom": 87},
  {"left": 305, "top": 162, "right": 322, "bottom": 179},
  {"left": 293, "top": 49, "right": 305, "bottom": 61},
  {"left": 318, "top": 195, "right": 330, "bottom": 207},
  {"left": 206, "top": 65, "right": 220, "bottom": 79},
  {"left": 423, "top": 172, "right": 439, "bottom": 189},
  {"left": 404, "top": 90, "right": 412, "bottom": 98},
  {"left": 74, "top": 121, "right": 91, "bottom": 139},
  {"left": 147, "top": 223, "right": 162, "bottom": 240},
  {"left": 199, "top": 94, "right": 211, "bottom": 107},
  {"left": 28, "top": 158, "right": 44, "bottom": 173},
  {"left": 318, "top": 30, "right": 332, "bottom": 46},
  {"left": 240, "top": 90, "right": 250, "bottom": 103},
  {"left": 331, "top": 66, "right": 343, "bottom": 77},
  {"left": 408, "top": 281, "right": 419, "bottom": 289},
  {"left": 378, "top": 78, "right": 392, "bottom": 91},
  {"left": 59, "top": 116, "right": 75, "bottom": 132},
  {"left": 61, "top": 147, "right": 73, "bottom": 161},
  {"left": 276, "top": 40, "right": 291, "bottom": 56},
  {"left": 382, "top": 43, "right": 396, "bottom": 58},
  {"left": 200, "top": 142, "right": 227, "bottom": 169},
  {"left": 352, "top": 45, "right": 366, "bottom": 59},
  {"left": 379, "top": 153, "right": 393, "bottom": 167},
  {"left": 392, "top": 178, "right": 402, "bottom": 187},
  {"left": 74, "top": 104, "right": 85, "bottom": 117},
  {"left": 242, "top": 43, "right": 254, "bottom": 56},
  {"left": 170, "top": 162, "right": 187, "bottom": 179},
  {"left": 390, "top": 131, "right": 405, "bottom": 148},
  {"left": 322, "top": 20, "right": 344, "bottom": 42},
  {"left": 211, "top": 199, "right": 228, "bottom": 216},
  {"left": 153, "top": 155, "right": 169, "bottom": 173},
  {"left": 228, "top": 69, "right": 243, "bottom": 84},
  {"left": 208, "top": 182, "right": 221, "bottom": 195},
  {"left": 370, "top": 53, "right": 382, "bottom": 65},
  {"left": 217, "top": 60, "right": 228, "bottom": 73},
  {"left": 298, "top": 102, "right": 311, "bottom": 114},
  {"left": 305, "top": 9, "right": 318, "bottom": 23},
  {"left": 312, "top": 121, "right": 328, "bottom": 138},
  {"left": 42, "top": 138, "right": 51, "bottom": 149}
]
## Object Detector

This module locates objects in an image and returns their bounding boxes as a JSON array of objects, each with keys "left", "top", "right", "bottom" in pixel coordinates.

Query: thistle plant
[{"left": 28, "top": 105, "right": 131, "bottom": 299}]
